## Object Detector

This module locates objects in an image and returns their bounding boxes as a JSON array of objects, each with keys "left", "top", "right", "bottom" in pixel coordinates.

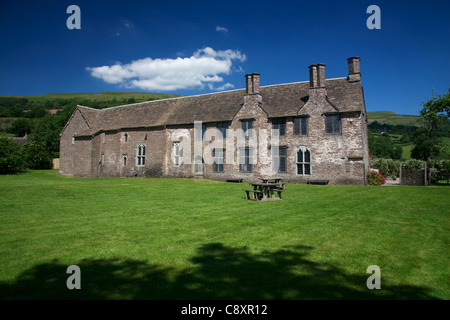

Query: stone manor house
[{"left": 59, "top": 57, "right": 370, "bottom": 185}]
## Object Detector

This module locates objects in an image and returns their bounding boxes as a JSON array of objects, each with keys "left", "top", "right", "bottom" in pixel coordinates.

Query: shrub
[
  {"left": 0, "top": 137, "right": 26, "bottom": 174},
  {"left": 402, "top": 159, "right": 426, "bottom": 170},
  {"left": 23, "top": 143, "right": 53, "bottom": 170},
  {"left": 370, "top": 158, "right": 400, "bottom": 179},
  {"left": 367, "top": 170, "right": 386, "bottom": 186}
]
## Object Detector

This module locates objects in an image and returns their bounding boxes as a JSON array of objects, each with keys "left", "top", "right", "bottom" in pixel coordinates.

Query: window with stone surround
[
  {"left": 239, "top": 147, "right": 253, "bottom": 172},
  {"left": 124, "top": 132, "right": 128, "bottom": 143},
  {"left": 326, "top": 114, "right": 341, "bottom": 134},
  {"left": 272, "top": 118, "right": 286, "bottom": 136},
  {"left": 217, "top": 122, "right": 229, "bottom": 140},
  {"left": 273, "top": 146, "right": 287, "bottom": 173},
  {"left": 213, "top": 148, "right": 224, "bottom": 173},
  {"left": 195, "top": 123, "right": 207, "bottom": 141},
  {"left": 122, "top": 154, "right": 127, "bottom": 167},
  {"left": 297, "top": 147, "right": 311, "bottom": 175},
  {"left": 172, "top": 142, "right": 180, "bottom": 167},
  {"left": 294, "top": 117, "right": 308, "bottom": 136},
  {"left": 241, "top": 120, "right": 253, "bottom": 139},
  {"left": 136, "top": 144, "right": 146, "bottom": 166}
]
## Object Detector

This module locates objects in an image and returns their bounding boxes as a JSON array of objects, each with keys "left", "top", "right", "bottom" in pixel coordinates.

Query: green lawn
[{"left": 0, "top": 171, "right": 449, "bottom": 300}]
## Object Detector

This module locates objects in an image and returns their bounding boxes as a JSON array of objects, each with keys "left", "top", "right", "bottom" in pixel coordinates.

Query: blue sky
[{"left": 0, "top": 0, "right": 449, "bottom": 116}]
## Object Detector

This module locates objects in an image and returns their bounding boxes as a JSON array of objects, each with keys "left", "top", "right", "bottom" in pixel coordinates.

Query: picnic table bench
[
  {"left": 227, "top": 179, "right": 243, "bottom": 183},
  {"left": 244, "top": 181, "right": 285, "bottom": 201},
  {"left": 307, "top": 179, "right": 329, "bottom": 185},
  {"left": 124, "top": 172, "right": 137, "bottom": 177}
]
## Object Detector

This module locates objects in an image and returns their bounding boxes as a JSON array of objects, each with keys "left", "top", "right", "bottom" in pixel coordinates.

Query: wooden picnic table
[
  {"left": 259, "top": 177, "right": 282, "bottom": 184},
  {"left": 243, "top": 182, "right": 284, "bottom": 201},
  {"left": 258, "top": 177, "right": 285, "bottom": 190}
]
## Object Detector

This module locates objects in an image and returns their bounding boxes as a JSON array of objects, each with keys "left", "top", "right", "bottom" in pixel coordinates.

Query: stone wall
[
  {"left": 59, "top": 108, "right": 90, "bottom": 176},
  {"left": 400, "top": 169, "right": 426, "bottom": 186}
]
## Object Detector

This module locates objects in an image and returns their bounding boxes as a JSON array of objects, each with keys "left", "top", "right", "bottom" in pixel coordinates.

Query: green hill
[
  {"left": 3, "top": 92, "right": 182, "bottom": 106},
  {"left": 0, "top": 92, "right": 183, "bottom": 119},
  {"left": 367, "top": 111, "right": 421, "bottom": 127}
]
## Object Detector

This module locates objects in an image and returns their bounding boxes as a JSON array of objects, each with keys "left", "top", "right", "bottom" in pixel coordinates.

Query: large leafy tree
[
  {"left": 412, "top": 91, "right": 450, "bottom": 161},
  {"left": 419, "top": 91, "right": 449, "bottom": 135},
  {"left": 30, "top": 106, "right": 75, "bottom": 154}
]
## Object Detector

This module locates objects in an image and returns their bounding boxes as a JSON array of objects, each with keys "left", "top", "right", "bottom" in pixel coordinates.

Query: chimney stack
[
  {"left": 309, "top": 64, "right": 326, "bottom": 88},
  {"left": 245, "top": 73, "right": 260, "bottom": 94},
  {"left": 317, "top": 63, "right": 326, "bottom": 88},
  {"left": 308, "top": 64, "right": 318, "bottom": 88},
  {"left": 347, "top": 57, "right": 361, "bottom": 82}
]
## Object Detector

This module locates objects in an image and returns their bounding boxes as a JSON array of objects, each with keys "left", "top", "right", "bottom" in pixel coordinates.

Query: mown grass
[{"left": 0, "top": 171, "right": 448, "bottom": 299}]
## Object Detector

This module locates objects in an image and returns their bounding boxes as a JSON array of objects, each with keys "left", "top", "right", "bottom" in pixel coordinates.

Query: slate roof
[{"left": 74, "top": 77, "right": 364, "bottom": 137}]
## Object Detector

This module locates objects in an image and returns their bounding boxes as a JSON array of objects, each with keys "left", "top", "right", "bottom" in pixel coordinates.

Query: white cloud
[
  {"left": 208, "top": 83, "right": 234, "bottom": 91},
  {"left": 122, "top": 19, "right": 133, "bottom": 29},
  {"left": 86, "top": 47, "right": 246, "bottom": 91},
  {"left": 216, "top": 26, "right": 228, "bottom": 33},
  {"left": 114, "top": 19, "right": 134, "bottom": 37}
]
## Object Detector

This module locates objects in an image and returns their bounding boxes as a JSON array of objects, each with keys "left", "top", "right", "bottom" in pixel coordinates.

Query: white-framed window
[
  {"left": 172, "top": 142, "right": 180, "bottom": 167},
  {"left": 136, "top": 144, "right": 146, "bottom": 166},
  {"left": 297, "top": 147, "right": 311, "bottom": 175}
]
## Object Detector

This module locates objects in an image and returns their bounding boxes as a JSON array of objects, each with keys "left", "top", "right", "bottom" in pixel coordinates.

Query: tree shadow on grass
[{"left": 0, "top": 243, "right": 439, "bottom": 300}]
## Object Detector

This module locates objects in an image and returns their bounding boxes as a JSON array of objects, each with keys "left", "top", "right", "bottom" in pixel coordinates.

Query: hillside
[
  {"left": 0, "top": 92, "right": 183, "bottom": 120},
  {"left": 1, "top": 92, "right": 182, "bottom": 107},
  {"left": 367, "top": 111, "right": 421, "bottom": 127}
]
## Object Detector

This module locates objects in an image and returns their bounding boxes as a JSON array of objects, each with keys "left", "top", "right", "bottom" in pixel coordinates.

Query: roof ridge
[{"left": 77, "top": 105, "right": 101, "bottom": 111}]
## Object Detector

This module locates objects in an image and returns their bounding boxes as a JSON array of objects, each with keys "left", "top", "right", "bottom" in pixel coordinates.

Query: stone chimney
[
  {"left": 309, "top": 64, "right": 326, "bottom": 88},
  {"left": 245, "top": 73, "right": 260, "bottom": 94},
  {"left": 347, "top": 57, "right": 361, "bottom": 82},
  {"left": 308, "top": 64, "right": 318, "bottom": 88}
]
